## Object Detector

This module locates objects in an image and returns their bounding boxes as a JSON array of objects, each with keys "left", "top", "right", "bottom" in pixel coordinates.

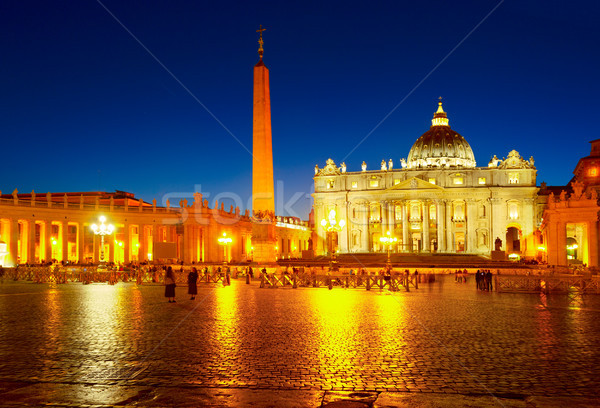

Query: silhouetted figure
[
  {"left": 165, "top": 266, "right": 176, "bottom": 303},
  {"left": 188, "top": 267, "right": 198, "bottom": 300}
]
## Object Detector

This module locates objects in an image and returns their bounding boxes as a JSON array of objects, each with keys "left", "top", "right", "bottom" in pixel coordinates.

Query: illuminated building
[
  {"left": 540, "top": 140, "right": 600, "bottom": 267},
  {"left": 0, "top": 190, "right": 310, "bottom": 266},
  {"left": 313, "top": 100, "right": 540, "bottom": 258}
]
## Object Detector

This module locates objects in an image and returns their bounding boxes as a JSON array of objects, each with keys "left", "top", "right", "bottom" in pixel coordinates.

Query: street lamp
[
  {"left": 379, "top": 230, "right": 398, "bottom": 266},
  {"left": 91, "top": 215, "right": 114, "bottom": 267},
  {"left": 218, "top": 232, "right": 232, "bottom": 264},
  {"left": 320, "top": 209, "right": 345, "bottom": 267}
]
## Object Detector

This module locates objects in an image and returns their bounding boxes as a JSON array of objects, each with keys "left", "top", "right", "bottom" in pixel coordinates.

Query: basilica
[{"left": 313, "top": 101, "right": 541, "bottom": 259}]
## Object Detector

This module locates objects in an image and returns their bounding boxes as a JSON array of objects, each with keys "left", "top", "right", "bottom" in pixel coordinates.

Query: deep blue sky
[{"left": 1, "top": 1, "right": 598, "bottom": 219}]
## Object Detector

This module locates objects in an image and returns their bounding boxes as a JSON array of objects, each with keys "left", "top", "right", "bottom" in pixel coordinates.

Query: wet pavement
[{"left": 1, "top": 276, "right": 599, "bottom": 407}]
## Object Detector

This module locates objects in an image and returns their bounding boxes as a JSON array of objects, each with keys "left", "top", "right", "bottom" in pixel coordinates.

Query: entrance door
[{"left": 455, "top": 232, "right": 465, "bottom": 252}]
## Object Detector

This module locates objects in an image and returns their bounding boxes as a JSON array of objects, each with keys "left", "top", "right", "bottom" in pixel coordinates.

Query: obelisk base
[{"left": 252, "top": 222, "right": 277, "bottom": 263}]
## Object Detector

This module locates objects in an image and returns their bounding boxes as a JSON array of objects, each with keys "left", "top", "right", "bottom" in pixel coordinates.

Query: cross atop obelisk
[{"left": 257, "top": 25, "right": 266, "bottom": 59}]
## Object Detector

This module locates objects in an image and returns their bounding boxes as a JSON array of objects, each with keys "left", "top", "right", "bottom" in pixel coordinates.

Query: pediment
[{"left": 385, "top": 177, "right": 444, "bottom": 191}]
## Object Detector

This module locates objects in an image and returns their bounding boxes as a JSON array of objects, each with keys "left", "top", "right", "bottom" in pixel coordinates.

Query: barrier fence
[{"left": 495, "top": 275, "right": 600, "bottom": 294}]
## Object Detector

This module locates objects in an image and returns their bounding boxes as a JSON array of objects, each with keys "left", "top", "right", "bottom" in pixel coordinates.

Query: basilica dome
[{"left": 405, "top": 101, "right": 476, "bottom": 169}]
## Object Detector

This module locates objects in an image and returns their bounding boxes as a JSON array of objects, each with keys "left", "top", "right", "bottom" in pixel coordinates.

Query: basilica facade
[{"left": 313, "top": 101, "right": 540, "bottom": 259}]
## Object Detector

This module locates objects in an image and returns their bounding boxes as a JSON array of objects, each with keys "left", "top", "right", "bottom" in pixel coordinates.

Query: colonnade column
[
  {"left": 402, "top": 202, "right": 408, "bottom": 252},
  {"left": 44, "top": 221, "right": 52, "bottom": 262},
  {"left": 108, "top": 232, "right": 115, "bottom": 263},
  {"left": 437, "top": 200, "right": 446, "bottom": 252},
  {"left": 150, "top": 224, "right": 157, "bottom": 261},
  {"left": 76, "top": 223, "right": 83, "bottom": 263},
  {"left": 183, "top": 224, "right": 191, "bottom": 263},
  {"left": 124, "top": 224, "right": 130, "bottom": 264},
  {"left": 9, "top": 219, "right": 18, "bottom": 265},
  {"left": 27, "top": 220, "right": 36, "bottom": 263},
  {"left": 61, "top": 222, "right": 69, "bottom": 262},
  {"left": 422, "top": 201, "right": 430, "bottom": 253}
]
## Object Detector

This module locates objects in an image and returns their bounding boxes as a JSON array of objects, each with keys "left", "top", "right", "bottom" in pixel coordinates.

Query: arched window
[
  {"left": 411, "top": 204, "right": 420, "bottom": 220},
  {"left": 509, "top": 203, "right": 519, "bottom": 220}
]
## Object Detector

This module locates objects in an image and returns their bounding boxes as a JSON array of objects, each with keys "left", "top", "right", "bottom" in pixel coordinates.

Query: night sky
[{"left": 1, "top": 1, "right": 598, "bottom": 219}]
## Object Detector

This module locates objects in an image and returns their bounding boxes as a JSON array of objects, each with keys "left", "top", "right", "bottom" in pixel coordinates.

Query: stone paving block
[
  {"left": 373, "top": 392, "right": 528, "bottom": 408},
  {"left": 136, "top": 388, "right": 324, "bottom": 408},
  {"left": 0, "top": 383, "right": 150, "bottom": 407}
]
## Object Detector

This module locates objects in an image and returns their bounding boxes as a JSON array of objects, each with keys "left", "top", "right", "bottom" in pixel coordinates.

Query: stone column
[
  {"left": 140, "top": 225, "right": 147, "bottom": 262},
  {"left": 77, "top": 223, "right": 84, "bottom": 264},
  {"left": 402, "top": 201, "right": 409, "bottom": 252},
  {"left": 556, "top": 221, "right": 567, "bottom": 266},
  {"left": 44, "top": 221, "right": 52, "bottom": 262},
  {"left": 361, "top": 202, "right": 370, "bottom": 252},
  {"left": 150, "top": 224, "right": 157, "bottom": 262},
  {"left": 124, "top": 224, "right": 130, "bottom": 264},
  {"left": 108, "top": 231, "right": 115, "bottom": 263},
  {"left": 588, "top": 220, "right": 599, "bottom": 268},
  {"left": 466, "top": 200, "right": 477, "bottom": 253},
  {"left": 27, "top": 220, "right": 36, "bottom": 263},
  {"left": 9, "top": 219, "right": 19, "bottom": 266},
  {"left": 381, "top": 201, "right": 388, "bottom": 238},
  {"left": 437, "top": 200, "right": 446, "bottom": 252},
  {"left": 61, "top": 222, "right": 69, "bottom": 262},
  {"left": 446, "top": 201, "right": 453, "bottom": 253},
  {"left": 422, "top": 201, "right": 430, "bottom": 252},
  {"left": 339, "top": 201, "right": 349, "bottom": 253},
  {"left": 182, "top": 224, "right": 188, "bottom": 263},
  {"left": 387, "top": 201, "right": 394, "bottom": 236}
]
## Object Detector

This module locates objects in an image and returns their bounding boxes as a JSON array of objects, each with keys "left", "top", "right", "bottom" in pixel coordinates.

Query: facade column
[
  {"left": 387, "top": 201, "right": 394, "bottom": 236},
  {"left": 381, "top": 201, "right": 388, "bottom": 239},
  {"left": 422, "top": 201, "right": 430, "bottom": 253},
  {"left": 437, "top": 200, "right": 446, "bottom": 252},
  {"left": 27, "top": 220, "right": 36, "bottom": 263},
  {"left": 402, "top": 201, "right": 409, "bottom": 252},
  {"left": 44, "top": 221, "right": 52, "bottom": 262},
  {"left": 466, "top": 199, "right": 477, "bottom": 253},
  {"left": 61, "top": 222, "right": 69, "bottom": 262},
  {"left": 339, "top": 201, "right": 349, "bottom": 253},
  {"left": 589, "top": 220, "right": 598, "bottom": 267},
  {"left": 556, "top": 221, "right": 567, "bottom": 266},
  {"left": 315, "top": 203, "right": 325, "bottom": 255},
  {"left": 446, "top": 201, "right": 453, "bottom": 253},
  {"left": 361, "top": 202, "right": 369, "bottom": 252}
]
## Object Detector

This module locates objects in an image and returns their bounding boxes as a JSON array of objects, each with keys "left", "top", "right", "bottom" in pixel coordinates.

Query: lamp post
[
  {"left": 379, "top": 230, "right": 398, "bottom": 267},
  {"left": 218, "top": 232, "right": 232, "bottom": 264},
  {"left": 320, "top": 209, "right": 345, "bottom": 268},
  {"left": 91, "top": 216, "right": 114, "bottom": 268}
]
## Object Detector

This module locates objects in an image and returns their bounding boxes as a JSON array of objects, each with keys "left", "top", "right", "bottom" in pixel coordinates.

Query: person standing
[
  {"left": 165, "top": 266, "right": 176, "bottom": 303},
  {"left": 188, "top": 267, "right": 198, "bottom": 300}
]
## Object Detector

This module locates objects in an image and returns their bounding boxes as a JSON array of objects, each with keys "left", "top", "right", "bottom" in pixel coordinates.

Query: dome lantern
[{"left": 405, "top": 100, "right": 476, "bottom": 169}]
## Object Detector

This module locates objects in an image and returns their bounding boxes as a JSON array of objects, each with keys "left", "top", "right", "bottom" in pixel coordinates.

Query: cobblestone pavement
[{"left": 1, "top": 276, "right": 600, "bottom": 407}]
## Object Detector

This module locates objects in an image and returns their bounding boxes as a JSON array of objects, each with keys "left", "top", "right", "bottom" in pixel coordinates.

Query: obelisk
[{"left": 252, "top": 25, "right": 277, "bottom": 263}]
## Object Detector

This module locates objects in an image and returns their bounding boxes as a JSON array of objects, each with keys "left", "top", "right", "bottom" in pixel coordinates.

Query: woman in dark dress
[
  {"left": 188, "top": 267, "right": 199, "bottom": 300},
  {"left": 165, "top": 266, "right": 176, "bottom": 303}
]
